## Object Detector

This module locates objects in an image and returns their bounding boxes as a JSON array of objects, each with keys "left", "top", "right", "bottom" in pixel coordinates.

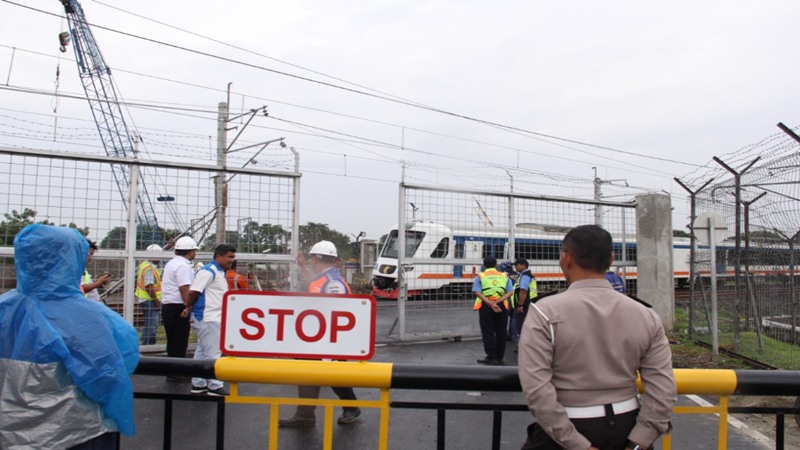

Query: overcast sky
[{"left": 1, "top": 0, "right": 798, "bottom": 241}]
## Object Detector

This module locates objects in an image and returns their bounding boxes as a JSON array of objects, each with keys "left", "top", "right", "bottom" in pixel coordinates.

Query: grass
[{"left": 671, "top": 305, "right": 800, "bottom": 370}]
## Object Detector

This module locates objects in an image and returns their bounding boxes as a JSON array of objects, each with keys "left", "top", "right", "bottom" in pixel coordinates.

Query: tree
[
  {"left": 673, "top": 229, "right": 690, "bottom": 238},
  {"left": 0, "top": 209, "right": 90, "bottom": 246},
  {"left": 299, "top": 222, "right": 353, "bottom": 260},
  {"left": 100, "top": 225, "right": 180, "bottom": 250}
]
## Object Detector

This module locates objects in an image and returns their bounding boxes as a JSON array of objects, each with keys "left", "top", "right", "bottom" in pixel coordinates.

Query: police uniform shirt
[{"left": 517, "top": 278, "right": 676, "bottom": 449}]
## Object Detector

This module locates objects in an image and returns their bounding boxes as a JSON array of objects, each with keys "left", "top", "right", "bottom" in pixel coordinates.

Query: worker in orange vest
[{"left": 225, "top": 260, "right": 249, "bottom": 290}]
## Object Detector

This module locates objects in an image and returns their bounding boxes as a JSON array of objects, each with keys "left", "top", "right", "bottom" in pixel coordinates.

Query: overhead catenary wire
[{"left": 2, "top": 0, "right": 704, "bottom": 170}]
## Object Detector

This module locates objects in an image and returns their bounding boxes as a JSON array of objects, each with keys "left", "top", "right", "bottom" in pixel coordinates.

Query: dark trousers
[
  {"left": 161, "top": 303, "right": 190, "bottom": 358},
  {"left": 478, "top": 304, "right": 509, "bottom": 361},
  {"left": 295, "top": 385, "right": 359, "bottom": 418},
  {"left": 516, "top": 302, "right": 530, "bottom": 336},
  {"left": 521, "top": 409, "right": 639, "bottom": 450},
  {"left": 67, "top": 432, "right": 119, "bottom": 450}
]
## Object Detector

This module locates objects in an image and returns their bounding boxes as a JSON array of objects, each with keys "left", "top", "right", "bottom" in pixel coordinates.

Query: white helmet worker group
[
  {"left": 309, "top": 240, "right": 338, "bottom": 258},
  {"left": 174, "top": 236, "right": 199, "bottom": 251}
]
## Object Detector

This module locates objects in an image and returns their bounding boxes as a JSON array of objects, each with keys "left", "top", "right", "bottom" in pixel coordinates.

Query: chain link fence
[
  {"left": 0, "top": 146, "right": 299, "bottom": 348},
  {"left": 377, "top": 183, "right": 642, "bottom": 341},
  {"left": 678, "top": 126, "right": 800, "bottom": 369}
]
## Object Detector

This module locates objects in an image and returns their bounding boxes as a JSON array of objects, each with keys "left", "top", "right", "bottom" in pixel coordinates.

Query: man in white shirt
[
  {"left": 160, "top": 237, "right": 198, "bottom": 367},
  {"left": 182, "top": 244, "right": 236, "bottom": 396}
]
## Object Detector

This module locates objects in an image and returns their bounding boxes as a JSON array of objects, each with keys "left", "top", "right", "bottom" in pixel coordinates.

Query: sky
[{"left": 0, "top": 0, "right": 798, "bottom": 242}]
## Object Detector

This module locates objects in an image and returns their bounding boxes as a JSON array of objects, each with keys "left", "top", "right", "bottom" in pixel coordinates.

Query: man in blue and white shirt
[{"left": 183, "top": 244, "right": 236, "bottom": 396}]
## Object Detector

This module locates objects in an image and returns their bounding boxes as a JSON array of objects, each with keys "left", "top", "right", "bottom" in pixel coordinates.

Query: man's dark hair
[
  {"left": 175, "top": 249, "right": 191, "bottom": 256},
  {"left": 87, "top": 240, "right": 99, "bottom": 251},
  {"left": 214, "top": 244, "right": 237, "bottom": 258},
  {"left": 483, "top": 255, "right": 497, "bottom": 268},
  {"left": 561, "top": 225, "right": 613, "bottom": 274},
  {"left": 513, "top": 257, "right": 529, "bottom": 268}
]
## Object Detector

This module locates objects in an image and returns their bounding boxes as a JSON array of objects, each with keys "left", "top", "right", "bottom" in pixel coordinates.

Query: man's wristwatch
[{"left": 625, "top": 442, "right": 645, "bottom": 450}]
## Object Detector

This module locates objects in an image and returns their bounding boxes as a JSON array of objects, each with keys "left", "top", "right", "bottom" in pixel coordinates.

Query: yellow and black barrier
[{"left": 136, "top": 357, "right": 800, "bottom": 450}]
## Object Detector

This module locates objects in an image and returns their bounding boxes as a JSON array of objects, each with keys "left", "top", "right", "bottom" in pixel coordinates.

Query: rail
[{"left": 135, "top": 357, "right": 800, "bottom": 450}]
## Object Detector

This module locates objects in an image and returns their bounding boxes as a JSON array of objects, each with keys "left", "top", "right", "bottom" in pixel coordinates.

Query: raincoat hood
[
  {"left": 14, "top": 223, "right": 87, "bottom": 298},
  {"left": 0, "top": 224, "right": 139, "bottom": 446}
]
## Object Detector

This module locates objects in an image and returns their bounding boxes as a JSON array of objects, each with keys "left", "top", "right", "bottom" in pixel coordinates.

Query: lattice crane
[{"left": 58, "top": 0, "right": 160, "bottom": 233}]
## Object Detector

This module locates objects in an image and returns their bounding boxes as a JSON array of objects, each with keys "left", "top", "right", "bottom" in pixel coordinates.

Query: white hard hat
[
  {"left": 146, "top": 244, "right": 162, "bottom": 252},
  {"left": 309, "top": 240, "right": 337, "bottom": 257},
  {"left": 174, "top": 236, "right": 198, "bottom": 251}
]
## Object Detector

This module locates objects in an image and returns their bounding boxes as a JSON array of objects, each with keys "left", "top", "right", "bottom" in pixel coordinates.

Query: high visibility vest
[
  {"left": 135, "top": 261, "right": 162, "bottom": 301},
  {"left": 308, "top": 270, "right": 352, "bottom": 294},
  {"left": 226, "top": 270, "right": 249, "bottom": 290},
  {"left": 512, "top": 269, "right": 538, "bottom": 307},
  {"left": 473, "top": 268, "right": 509, "bottom": 310}
]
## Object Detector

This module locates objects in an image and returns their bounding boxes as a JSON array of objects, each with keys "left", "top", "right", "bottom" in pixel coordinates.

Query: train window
[
  {"left": 380, "top": 230, "right": 426, "bottom": 258},
  {"left": 430, "top": 238, "right": 449, "bottom": 258}
]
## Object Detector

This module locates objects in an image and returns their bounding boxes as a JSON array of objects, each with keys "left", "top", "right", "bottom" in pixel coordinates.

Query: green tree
[
  {"left": 673, "top": 229, "right": 690, "bottom": 238},
  {"left": 100, "top": 225, "right": 180, "bottom": 250},
  {"left": 0, "top": 209, "right": 54, "bottom": 246},
  {"left": 299, "top": 222, "right": 353, "bottom": 260}
]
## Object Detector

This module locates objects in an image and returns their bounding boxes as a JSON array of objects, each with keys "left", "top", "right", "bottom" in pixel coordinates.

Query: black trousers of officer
[
  {"left": 161, "top": 303, "right": 190, "bottom": 358},
  {"left": 478, "top": 303, "right": 509, "bottom": 361},
  {"left": 521, "top": 407, "right": 639, "bottom": 450}
]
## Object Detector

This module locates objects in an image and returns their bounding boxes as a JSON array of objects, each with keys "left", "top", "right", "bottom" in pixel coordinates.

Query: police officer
[
  {"left": 512, "top": 257, "right": 537, "bottom": 337},
  {"left": 518, "top": 225, "right": 676, "bottom": 450},
  {"left": 473, "top": 255, "right": 514, "bottom": 365}
]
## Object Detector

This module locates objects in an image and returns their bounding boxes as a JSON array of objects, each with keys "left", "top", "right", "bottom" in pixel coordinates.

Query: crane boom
[{"left": 59, "top": 0, "right": 160, "bottom": 230}]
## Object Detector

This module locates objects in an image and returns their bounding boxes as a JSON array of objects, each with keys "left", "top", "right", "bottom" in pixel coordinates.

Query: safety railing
[{"left": 135, "top": 357, "right": 800, "bottom": 450}]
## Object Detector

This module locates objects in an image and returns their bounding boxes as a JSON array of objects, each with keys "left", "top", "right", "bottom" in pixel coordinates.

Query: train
[{"left": 370, "top": 221, "right": 800, "bottom": 299}]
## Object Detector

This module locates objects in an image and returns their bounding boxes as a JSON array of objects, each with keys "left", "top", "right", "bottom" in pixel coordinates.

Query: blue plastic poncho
[{"left": 0, "top": 224, "right": 139, "bottom": 448}]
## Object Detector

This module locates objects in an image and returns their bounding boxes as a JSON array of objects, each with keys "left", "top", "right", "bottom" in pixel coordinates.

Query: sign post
[
  {"left": 221, "top": 291, "right": 377, "bottom": 360},
  {"left": 693, "top": 212, "right": 727, "bottom": 356}
]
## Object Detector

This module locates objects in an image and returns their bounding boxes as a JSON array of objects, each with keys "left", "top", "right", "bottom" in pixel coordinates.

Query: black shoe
[
  {"left": 488, "top": 360, "right": 506, "bottom": 366},
  {"left": 279, "top": 416, "right": 316, "bottom": 428},
  {"left": 190, "top": 385, "right": 208, "bottom": 394},
  {"left": 207, "top": 386, "right": 230, "bottom": 397},
  {"left": 476, "top": 358, "right": 493, "bottom": 364},
  {"left": 337, "top": 408, "right": 361, "bottom": 425}
]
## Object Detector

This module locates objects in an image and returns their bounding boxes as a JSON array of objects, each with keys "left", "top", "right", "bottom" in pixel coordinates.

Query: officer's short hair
[
  {"left": 562, "top": 225, "right": 613, "bottom": 274},
  {"left": 483, "top": 255, "right": 497, "bottom": 268},
  {"left": 513, "top": 257, "right": 528, "bottom": 267},
  {"left": 214, "top": 244, "right": 237, "bottom": 258}
]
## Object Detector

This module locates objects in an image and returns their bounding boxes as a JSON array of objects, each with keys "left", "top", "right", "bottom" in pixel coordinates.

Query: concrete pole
[
  {"left": 635, "top": 193, "right": 674, "bottom": 330},
  {"left": 215, "top": 101, "right": 228, "bottom": 244}
]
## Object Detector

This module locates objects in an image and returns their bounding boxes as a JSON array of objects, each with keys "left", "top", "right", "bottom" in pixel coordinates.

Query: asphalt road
[{"left": 122, "top": 301, "right": 777, "bottom": 450}]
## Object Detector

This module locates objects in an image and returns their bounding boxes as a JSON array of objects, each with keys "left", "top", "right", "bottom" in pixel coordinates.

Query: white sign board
[
  {"left": 221, "top": 291, "right": 376, "bottom": 360},
  {"left": 693, "top": 212, "right": 727, "bottom": 245}
]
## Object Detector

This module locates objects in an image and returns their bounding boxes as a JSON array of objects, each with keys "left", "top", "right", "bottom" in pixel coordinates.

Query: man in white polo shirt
[
  {"left": 182, "top": 244, "right": 236, "bottom": 396},
  {"left": 160, "top": 236, "right": 198, "bottom": 370}
]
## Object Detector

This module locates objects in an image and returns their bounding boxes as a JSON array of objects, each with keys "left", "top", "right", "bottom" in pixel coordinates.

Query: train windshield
[{"left": 381, "top": 230, "right": 426, "bottom": 258}]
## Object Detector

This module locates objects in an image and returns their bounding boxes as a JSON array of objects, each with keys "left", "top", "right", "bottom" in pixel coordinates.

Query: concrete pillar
[{"left": 636, "top": 193, "right": 674, "bottom": 330}]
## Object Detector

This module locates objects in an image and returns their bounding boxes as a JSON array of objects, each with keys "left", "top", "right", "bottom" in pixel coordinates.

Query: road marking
[{"left": 686, "top": 394, "right": 774, "bottom": 449}]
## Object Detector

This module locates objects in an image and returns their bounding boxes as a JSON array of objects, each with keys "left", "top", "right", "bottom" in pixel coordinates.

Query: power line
[{"left": 3, "top": 0, "right": 703, "bottom": 169}]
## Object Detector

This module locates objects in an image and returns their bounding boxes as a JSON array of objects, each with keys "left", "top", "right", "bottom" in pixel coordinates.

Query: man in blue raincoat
[{"left": 0, "top": 224, "right": 139, "bottom": 449}]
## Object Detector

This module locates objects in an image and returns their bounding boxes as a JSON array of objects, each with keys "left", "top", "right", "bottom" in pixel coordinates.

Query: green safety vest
[
  {"left": 473, "top": 268, "right": 509, "bottom": 310},
  {"left": 512, "top": 269, "right": 538, "bottom": 308},
  {"left": 135, "top": 261, "right": 162, "bottom": 301}
]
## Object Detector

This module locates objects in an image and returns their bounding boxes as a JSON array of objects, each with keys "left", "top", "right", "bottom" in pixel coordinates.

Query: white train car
[{"left": 371, "top": 221, "right": 693, "bottom": 299}]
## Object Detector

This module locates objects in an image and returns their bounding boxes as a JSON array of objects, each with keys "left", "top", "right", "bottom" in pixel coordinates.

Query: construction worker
[
  {"left": 473, "top": 255, "right": 514, "bottom": 365},
  {"left": 279, "top": 240, "right": 361, "bottom": 427},
  {"left": 160, "top": 236, "right": 198, "bottom": 368},
  {"left": 81, "top": 240, "right": 111, "bottom": 302},
  {"left": 225, "top": 259, "right": 249, "bottom": 290},
  {"left": 136, "top": 244, "right": 163, "bottom": 345}
]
